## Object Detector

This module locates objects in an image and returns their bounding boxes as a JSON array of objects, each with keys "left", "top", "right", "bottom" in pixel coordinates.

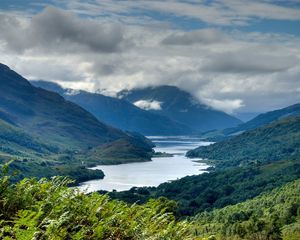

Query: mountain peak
[
  {"left": 0, "top": 63, "right": 10, "bottom": 71},
  {"left": 119, "top": 85, "right": 242, "bottom": 131}
]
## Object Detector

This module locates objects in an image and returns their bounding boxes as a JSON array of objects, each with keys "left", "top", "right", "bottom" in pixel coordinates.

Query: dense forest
[{"left": 193, "top": 179, "right": 300, "bottom": 240}]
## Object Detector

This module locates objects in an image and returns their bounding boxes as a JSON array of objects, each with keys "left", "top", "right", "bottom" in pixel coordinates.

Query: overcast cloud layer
[{"left": 0, "top": 0, "right": 300, "bottom": 114}]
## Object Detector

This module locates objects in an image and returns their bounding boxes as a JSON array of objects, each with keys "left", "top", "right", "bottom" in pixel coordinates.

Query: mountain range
[
  {"left": 32, "top": 81, "right": 242, "bottom": 135},
  {"left": 31, "top": 81, "right": 192, "bottom": 135},
  {"left": 119, "top": 85, "right": 242, "bottom": 132}
]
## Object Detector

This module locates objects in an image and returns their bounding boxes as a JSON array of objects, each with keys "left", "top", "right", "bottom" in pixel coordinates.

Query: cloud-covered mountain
[
  {"left": 118, "top": 85, "right": 242, "bottom": 132},
  {"left": 31, "top": 81, "right": 193, "bottom": 135}
]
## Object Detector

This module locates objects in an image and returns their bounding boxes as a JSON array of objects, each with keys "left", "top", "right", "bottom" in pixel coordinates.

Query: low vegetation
[
  {"left": 0, "top": 165, "right": 193, "bottom": 240},
  {"left": 1, "top": 164, "right": 299, "bottom": 240}
]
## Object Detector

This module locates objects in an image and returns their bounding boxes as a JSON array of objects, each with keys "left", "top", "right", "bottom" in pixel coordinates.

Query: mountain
[
  {"left": 187, "top": 115, "right": 300, "bottom": 169},
  {"left": 118, "top": 85, "right": 242, "bottom": 132},
  {"left": 203, "top": 103, "right": 300, "bottom": 140},
  {"left": 0, "top": 63, "right": 154, "bottom": 181},
  {"left": 31, "top": 81, "right": 193, "bottom": 135},
  {"left": 0, "top": 63, "right": 127, "bottom": 149},
  {"left": 231, "top": 103, "right": 300, "bottom": 133},
  {"left": 233, "top": 111, "right": 260, "bottom": 122}
]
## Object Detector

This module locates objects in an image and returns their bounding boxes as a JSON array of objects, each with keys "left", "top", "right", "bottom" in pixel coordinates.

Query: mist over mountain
[{"left": 119, "top": 85, "right": 242, "bottom": 132}]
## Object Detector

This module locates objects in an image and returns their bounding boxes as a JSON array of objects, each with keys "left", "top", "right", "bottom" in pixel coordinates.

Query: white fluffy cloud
[
  {"left": 0, "top": 3, "right": 299, "bottom": 114},
  {"left": 134, "top": 100, "right": 162, "bottom": 111}
]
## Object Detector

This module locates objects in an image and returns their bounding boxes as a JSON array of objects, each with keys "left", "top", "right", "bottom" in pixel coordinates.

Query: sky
[{"left": 0, "top": 0, "right": 300, "bottom": 114}]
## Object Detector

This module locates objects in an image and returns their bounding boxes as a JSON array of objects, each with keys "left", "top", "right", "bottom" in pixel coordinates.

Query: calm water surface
[{"left": 79, "top": 136, "right": 212, "bottom": 192}]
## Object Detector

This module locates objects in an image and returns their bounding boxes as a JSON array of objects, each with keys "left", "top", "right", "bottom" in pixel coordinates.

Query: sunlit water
[{"left": 79, "top": 136, "right": 213, "bottom": 192}]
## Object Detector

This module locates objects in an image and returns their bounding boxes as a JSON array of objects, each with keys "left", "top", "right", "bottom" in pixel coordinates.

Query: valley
[
  {"left": 0, "top": 64, "right": 299, "bottom": 239},
  {"left": 1, "top": 1, "right": 300, "bottom": 238},
  {"left": 79, "top": 136, "right": 212, "bottom": 192}
]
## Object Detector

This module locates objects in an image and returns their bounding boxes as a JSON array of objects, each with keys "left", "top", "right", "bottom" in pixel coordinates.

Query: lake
[{"left": 79, "top": 136, "right": 212, "bottom": 192}]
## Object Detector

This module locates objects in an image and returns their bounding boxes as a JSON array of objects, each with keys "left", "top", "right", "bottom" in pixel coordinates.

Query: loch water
[{"left": 79, "top": 136, "right": 212, "bottom": 192}]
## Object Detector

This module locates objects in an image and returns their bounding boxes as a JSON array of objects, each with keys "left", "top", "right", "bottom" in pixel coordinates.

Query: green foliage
[
  {"left": 0, "top": 174, "right": 194, "bottom": 240},
  {"left": 193, "top": 179, "right": 300, "bottom": 240},
  {"left": 1, "top": 160, "right": 105, "bottom": 185}
]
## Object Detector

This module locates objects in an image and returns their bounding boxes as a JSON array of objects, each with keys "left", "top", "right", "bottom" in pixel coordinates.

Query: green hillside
[
  {"left": 193, "top": 179, "right": 300, "bottom": 240},
  {"left": 187, "top": 116, "right": 300, "bottom": 169}
]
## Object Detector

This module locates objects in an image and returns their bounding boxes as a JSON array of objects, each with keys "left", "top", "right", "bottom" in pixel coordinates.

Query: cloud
[
  {"left": 0, "top": 6, "right": 125, "bottom": 53},
  {"left": 134, "top": 100, "right": 162, "bottom": 110},
  {"left": 75, "top": 0, "right": 300, "bottom": 26},
  {"left": 0, "top": 4, "right": 300, "bottom": 114},
  {"left": 162, "top": 29, "right": 227, "bottom": 45},
  {"left": 201, "top": 50, "right": 299, "bottom": 73},
  {"left": 201, "top": 98, "right": 245, "bottom": 114}
]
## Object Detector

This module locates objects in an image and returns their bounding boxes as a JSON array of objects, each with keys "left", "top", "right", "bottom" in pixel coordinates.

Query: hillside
[
  {"left": 118, "top": 85, "right": 242, "bottom": 132},
  {"left": 0, "top": 63, "right": 154, "bottom": 182},
  {"left": 203, "top": 103, "right": 300, "bottom": 140},
  {"left": 31, "top": 81, "right": 192, "bottom": 135},
  {"left": 0, "top": 63, "right": 126, "bottom": 149},
  {"left": 194, "top": 179, "right": 300, "bottom": 240},
  {"left": 187, "top": 115, "right": 300, "bottom": 169}
]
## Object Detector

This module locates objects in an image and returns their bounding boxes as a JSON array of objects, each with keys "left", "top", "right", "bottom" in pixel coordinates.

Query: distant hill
[
  {"left": 0, "top": 63, "right": 154, "bottom": 182},
  {"left": 203, "top": 103, "right": 300, "bottom": 140},
  {"left": 233, "top": 111, "right": 260, "bottom": 122},
  {"left": 187, "top": 115, "right": 300, "bottom": 169},
  {"left": 118, "top": 85, "right": 242, "bottom": 132},
  {"left": 232, "top": 103, "right": 300, "bottom": 132},
  {"left": 32, "top": 81, "right": 193, "bottom": 135}
]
